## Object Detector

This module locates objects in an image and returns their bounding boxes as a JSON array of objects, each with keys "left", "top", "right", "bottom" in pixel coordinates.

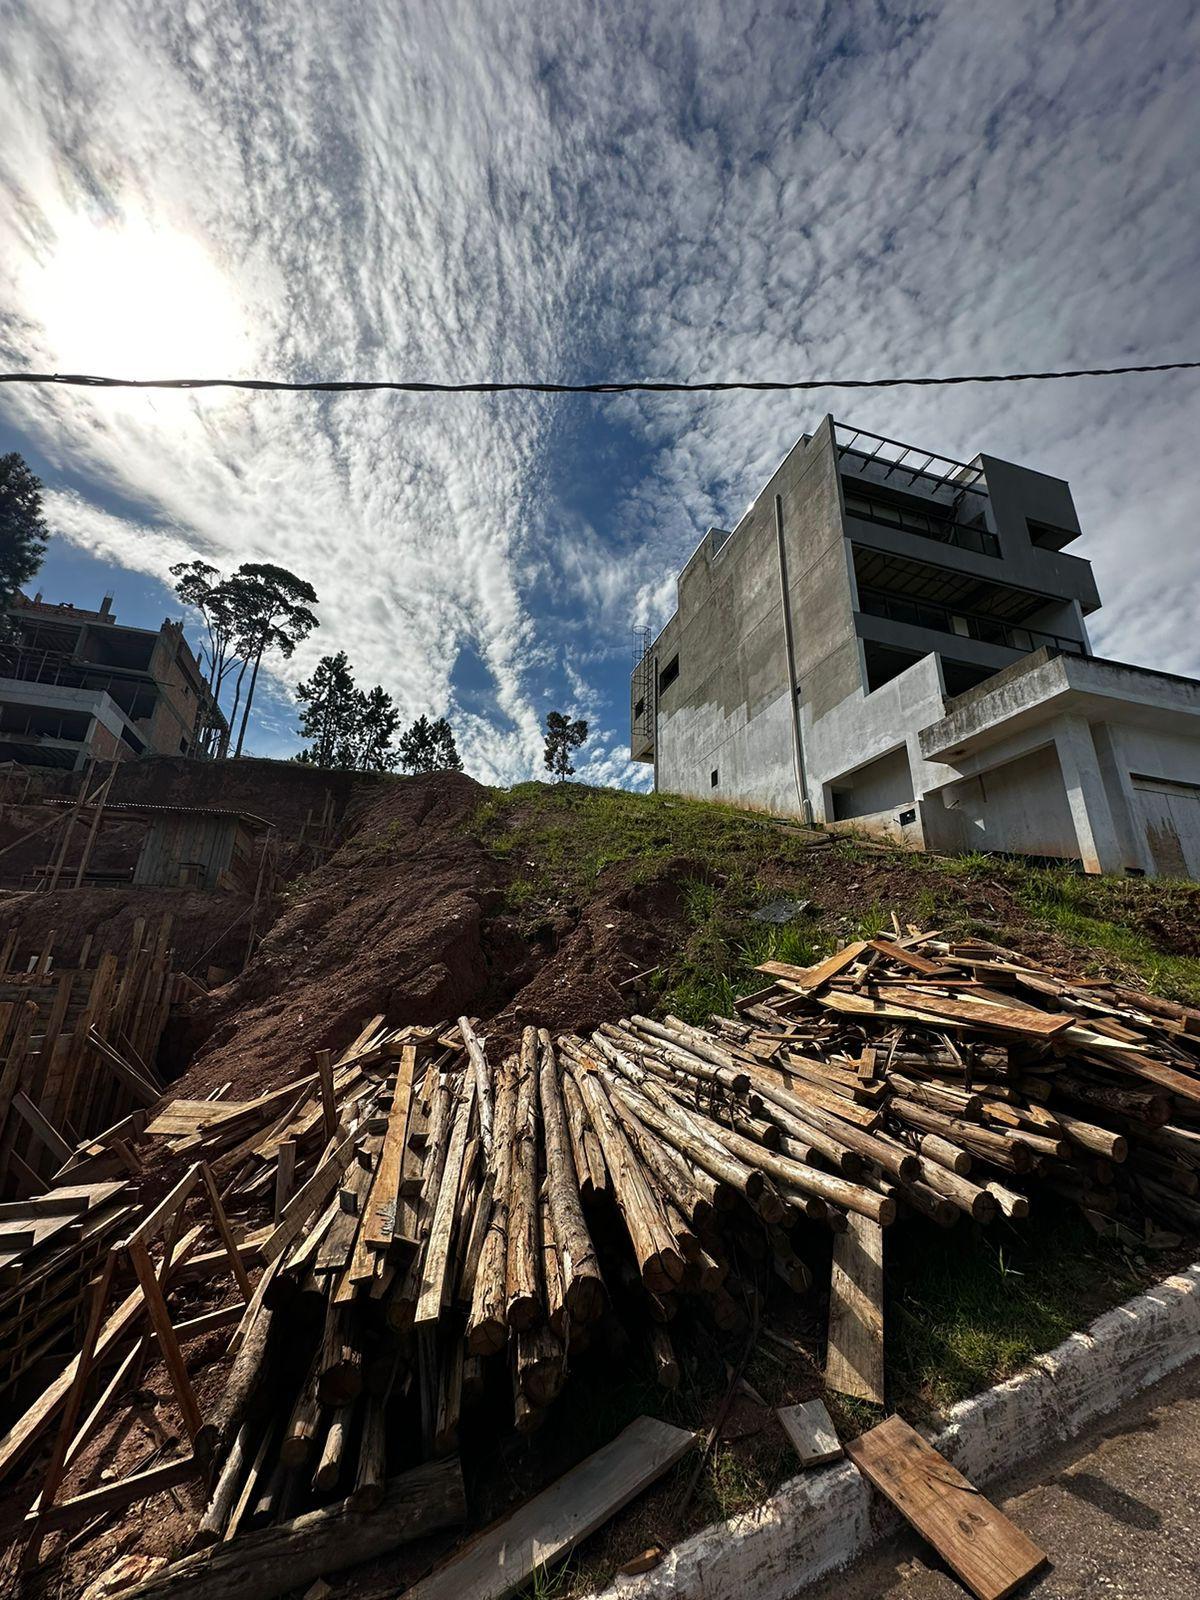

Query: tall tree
[
  {"left": 357, "top": 685, "right": 402, "bottom": 771},
  {"left": 295, "top": 651, "right": 359, "bottom": 768},
  {"left": 229, "top": 563, "right": 319, "bottom": 757},
  {"left": 543, "top": 711, "right": 588, "bottom": 781},
  {"left": 397, "top": 714, "right": 463, "bottom": 774},
  {"left": 169, "top": 559, "right": 251, "bottom": 750},
  {"left": 0, "top": 453, "right": 49, "bottom": 622}
]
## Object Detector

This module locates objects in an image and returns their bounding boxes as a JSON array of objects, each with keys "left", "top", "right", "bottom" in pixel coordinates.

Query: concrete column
[{"left": 1053, "top": 715, "right": 1125, "bottom": 875}]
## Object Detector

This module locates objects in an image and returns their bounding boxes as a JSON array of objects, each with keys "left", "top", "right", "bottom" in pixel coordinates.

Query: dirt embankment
[{"left": 170, "top": 773, "right": 682, "bottom": 1100}]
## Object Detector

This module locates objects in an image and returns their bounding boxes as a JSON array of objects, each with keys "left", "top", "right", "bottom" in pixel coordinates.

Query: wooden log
[
  {"left": 649, "top": 1324, "right": 679, "bottom": 1390},
  {"left": 985, "top": 1180, "right": 1030, "bottom": 1220},
  {"left": 505, "top": 1027, "right": 542, "bottom": 1332},
  {"left": 361, "top": 1043, "right": 418, "bottom": 1254},
  {"left": 540, "top": 1192, "right": 565, "bottom": 1337},
  {"left": 916, "top": 1158, "right": 999, "bottom": 1223},
  {"left": 1053, "top": 1109, "right": 1127, "bottom": 1162},
  {"left": 280, "top": 1360, "right": 322, "bottom": 1467},
  {"left": 196, "top": 1265, "right": 277, "bottom": 1461},
  {"left": 913, "top": 1132, "right": 972, "bottom": 1175},
  {"left": 517, "top": 1320, "right": 565, "bottom": 1407},
  {"left": 561, "top": 1049, "right": 684, "bottom": 1293},
  {"left": 890, "top": 1101, "right": 1033, "bottom": 1173},
  {"left": 313, "top": 1405, "right": 352, "bottom": 1494},
  {"left": 561, "top": 1070, "right": 607, "bottom": 1198},
  {"left": 825, "top": 1213, "right": 885, "bottom": 1404},
  {"left": 458, "top": 1017, "right": 494, "bottom": 1162},
  {"left": 194, "top": 1422, "right": 253, "bottom": 1548},
  {"left": 118, "top": 1457, "right": 467, "bottom": 1600},
  {"left": 354, "top": 1393, "right": 387, "bottom": 1508},
  {"left": 415, "top": 1072, "right": 476, "bottom": 1328},
  {"left": 537, "top": 1031, "right": 604, "bottom": 1326},
  {"left": 611, "top": 1085, "right": 726, "bottom": 1223},
  {"left": 318, "top": 1302, "right": 363, "bottom": 1406},
  {"left": 466, "top": 1057, "right": 518, "bottom": 1355}
]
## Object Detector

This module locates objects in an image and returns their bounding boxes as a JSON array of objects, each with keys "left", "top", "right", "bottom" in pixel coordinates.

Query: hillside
[{"left": 167, "top": 770, "right": 1200, "bottom": 1106}]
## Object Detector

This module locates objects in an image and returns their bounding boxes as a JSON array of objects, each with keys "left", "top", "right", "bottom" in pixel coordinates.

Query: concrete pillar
[{"left": 1053, "top": 715, "right": 1125, "bottom": 875}]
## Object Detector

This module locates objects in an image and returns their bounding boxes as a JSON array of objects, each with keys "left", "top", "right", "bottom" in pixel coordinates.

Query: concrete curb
[{"left": 595, "top": 1261, "right": 1200, "bottom": 1600}]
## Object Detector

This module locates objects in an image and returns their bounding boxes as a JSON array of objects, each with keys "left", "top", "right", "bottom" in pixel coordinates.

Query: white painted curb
[{"left": 595, "top": 1261, "right": 1200, "bottom": 1600}]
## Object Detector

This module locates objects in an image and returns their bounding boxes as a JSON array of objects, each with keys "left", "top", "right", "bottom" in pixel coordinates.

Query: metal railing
[
  {"left": 857, "top": 588, "right": 1085, "bottom": 657},
  {"left": 843, "top": 487, "right": 1000, "bottom": 559}
]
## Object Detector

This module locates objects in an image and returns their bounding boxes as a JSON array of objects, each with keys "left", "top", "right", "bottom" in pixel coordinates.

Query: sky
[{"left": 1, "top": 0, "right": 1199, "bottom": 786}]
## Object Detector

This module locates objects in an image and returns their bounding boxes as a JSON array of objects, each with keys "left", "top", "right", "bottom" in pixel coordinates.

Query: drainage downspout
[{"left": 774, "top": 493, "right": 814, "bottom": 825}]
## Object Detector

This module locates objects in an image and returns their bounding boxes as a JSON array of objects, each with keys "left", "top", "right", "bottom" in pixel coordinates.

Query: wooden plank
[
  {"left": 867, "top": 987, "right": 1074, "bottom": 1039},
  {"left": 414, "top": 1075, "right": 476, "bottom": 1326},
  {"left": 30, "top": 1453, "right": 199, "bottom": 1532},
  {"left": 825, "top": 1212, "right": 884, "bottom": 1405},
  {"left": 403, "top": 1415, "right": 696, "bottom": 1600},
  {"left": 777, "top": 1399, "right": 842, "bottom": 1467},
  {"left": 845, "top": 1415, "right": 1047, "bottom": 1600},
  {"left": 757, "top": 942, "right": 869, "bottom": 992},
  {"left": 362, "top": 1043, "right": 417, "bottom": 1253}
]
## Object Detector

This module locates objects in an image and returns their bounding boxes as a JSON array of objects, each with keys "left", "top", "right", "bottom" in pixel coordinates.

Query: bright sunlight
[{"left": 26, "top": 208, "right": 249, "bottom": 379}]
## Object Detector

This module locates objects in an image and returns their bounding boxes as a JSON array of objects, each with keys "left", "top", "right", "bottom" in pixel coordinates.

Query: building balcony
[
  {"left": 842, "top": 486, "right": 1000, "bottom": 560},
  {"left": 857, "top": 587, "right": 1086, "bottom": 658}
]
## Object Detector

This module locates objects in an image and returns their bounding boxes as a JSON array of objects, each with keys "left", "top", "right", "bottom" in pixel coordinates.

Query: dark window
[
  {"left": 634, "top": 697, "right": 645, "bottom": 720},
  {"left": 1027, "top": 518, "right": 1076, "bottom": 551},
  {"left": 658, "top": 655, "right": 679, "bottom": 692},
  {"left": 710, "top": 769, "right": 719, "bottom": 787}
]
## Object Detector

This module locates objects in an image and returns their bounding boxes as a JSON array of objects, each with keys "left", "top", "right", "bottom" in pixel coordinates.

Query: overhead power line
[{"left": 0, "top": 359, "right": 1197, "bottom": 396}]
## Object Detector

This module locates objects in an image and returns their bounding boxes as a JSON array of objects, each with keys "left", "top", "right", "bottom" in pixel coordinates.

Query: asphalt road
[{"left": 799, "top": 1358, "right": 1200, "bottom": 1600}]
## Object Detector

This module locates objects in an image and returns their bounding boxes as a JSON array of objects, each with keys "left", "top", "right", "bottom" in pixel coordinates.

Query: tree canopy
[
  {"left": 0, "top": 453, "right": 49, "bottom": 616},
  {"left": 397, "top": 714, "right": 463, "bottom": 774},
  {"left": 171, "top": 558, "right": 320, "bottom": 756},
  {"left": 295, "top": 653, "right": 410, "bottom": 772},
  {"left": 543, "top": 711, "right": 588, "bottom": 781}
]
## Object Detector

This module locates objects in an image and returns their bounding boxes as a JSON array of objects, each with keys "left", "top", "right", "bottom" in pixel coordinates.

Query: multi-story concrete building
[
  {"left": 0, "top": 592, "right": 224, "bottom": 771},
  {"left": 631, "top": 416, "right": 1200, "bottom": 877}
]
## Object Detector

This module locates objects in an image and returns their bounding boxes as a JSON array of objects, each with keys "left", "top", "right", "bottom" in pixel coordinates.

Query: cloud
[{"left": 1, "top": 0, "right": 1199, "bottom": 790}]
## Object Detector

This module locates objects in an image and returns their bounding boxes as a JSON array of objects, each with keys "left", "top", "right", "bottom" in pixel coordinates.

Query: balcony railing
[
  {"left": 857, "top": 588, "right": 1085, "bottom": 657},
  {"left": 843, "top": 488, "right": 1000, "bottom": 559}
]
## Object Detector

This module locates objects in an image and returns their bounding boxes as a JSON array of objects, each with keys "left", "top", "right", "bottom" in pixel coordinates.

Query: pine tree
[
  {"left": 295, "top": 651, "right": 358, "bottom": 767},
  {"left": 543, "top": 711, "right": 588, "bottom": 781},
  {"left": 357, "top": 685, "right": 402, "bottom": 771},
  {"left": 398, "top": 714, "right": 463, "bottom": 773}
]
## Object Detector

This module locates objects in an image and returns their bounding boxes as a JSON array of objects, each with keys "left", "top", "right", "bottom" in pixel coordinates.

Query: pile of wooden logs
[{"left": 10, "top": 923, "right": 1200, "bottom": 1576}]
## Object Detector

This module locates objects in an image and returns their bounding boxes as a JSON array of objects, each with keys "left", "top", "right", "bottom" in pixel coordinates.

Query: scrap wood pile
[{"left": 6, "top": 921, "right": 1200, "bottom": 1599}]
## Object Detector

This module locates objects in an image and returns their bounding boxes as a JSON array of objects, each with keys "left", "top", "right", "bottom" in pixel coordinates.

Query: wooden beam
[{"left": 825, "top": 1213, "right": 885, "bottom": 1405}]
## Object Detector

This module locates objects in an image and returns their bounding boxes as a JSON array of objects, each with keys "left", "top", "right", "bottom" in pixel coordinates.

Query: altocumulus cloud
[{"left": 1, "top": 1, "right": 1199, "bottom": 783}]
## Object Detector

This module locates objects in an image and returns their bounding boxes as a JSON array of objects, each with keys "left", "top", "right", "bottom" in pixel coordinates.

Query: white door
[{"left": 1131, "top": 776, "right": 1200, "bottom": 878}]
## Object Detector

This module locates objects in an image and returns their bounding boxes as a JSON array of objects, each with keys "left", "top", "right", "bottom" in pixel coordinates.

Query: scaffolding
[{"left": 631, "top": 627, "right": 654, "bottom": 748}]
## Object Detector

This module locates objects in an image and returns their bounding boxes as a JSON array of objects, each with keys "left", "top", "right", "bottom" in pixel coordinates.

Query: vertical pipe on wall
[{"left": 774, "top": 494, "right": 814, "bottom": 825}]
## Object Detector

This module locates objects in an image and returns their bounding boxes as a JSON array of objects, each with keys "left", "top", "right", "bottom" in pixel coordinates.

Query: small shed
[{"left": 125, "top": 804, "right": 272, "bottom": 892}]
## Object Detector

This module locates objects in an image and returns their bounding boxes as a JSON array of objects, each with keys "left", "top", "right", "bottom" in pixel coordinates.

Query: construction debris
[{"left": 2, "top": 923, "right": 1197, "bottom": 1594}]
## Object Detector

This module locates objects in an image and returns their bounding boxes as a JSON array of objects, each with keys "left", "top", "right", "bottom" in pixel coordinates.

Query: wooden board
[
  {"left": 845, "top": 1416, "right": 1047, "bottom": 1600},
  {"left": 404, "top": 1415, "right": 696, "bottom": 1600},
  {"left": 757, "top": 942, "right": 868, "bottom": 992},
  {"left": 824, "top": 1212, "right": 884, "bottom": 1405},
  {"left": 777, "top": 1399, "right": 842, "bottom": 1467}
]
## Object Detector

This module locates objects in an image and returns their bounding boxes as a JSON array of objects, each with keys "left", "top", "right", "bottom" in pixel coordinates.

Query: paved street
[{"left": 800, "top": 1359, "right": 1200, "bottom": 1600}]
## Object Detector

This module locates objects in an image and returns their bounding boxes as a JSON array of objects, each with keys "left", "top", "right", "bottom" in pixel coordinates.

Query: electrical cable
[{"left": 0, "top": 359, "right": 1197, "bottom": 396}]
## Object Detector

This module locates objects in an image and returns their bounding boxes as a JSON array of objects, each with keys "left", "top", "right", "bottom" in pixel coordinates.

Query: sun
[{"left": 27, "top": 208, "right": 250, "bottom": 380}]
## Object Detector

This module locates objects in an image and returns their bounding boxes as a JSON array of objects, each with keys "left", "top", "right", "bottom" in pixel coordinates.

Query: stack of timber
[
  {"left": 0, "top": 916, "right": 175, "bottom": 1200},
  {"left": 719, "top": 926, "right": 1200, "bottom": 1234}
]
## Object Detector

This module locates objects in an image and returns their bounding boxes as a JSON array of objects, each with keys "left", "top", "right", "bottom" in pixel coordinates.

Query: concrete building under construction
[
  {"left": 0, "top": 592, "right": 223, "bottom": 771},
  {"left": 631, "top": 416, "right": 1200, "bottom": 877}
]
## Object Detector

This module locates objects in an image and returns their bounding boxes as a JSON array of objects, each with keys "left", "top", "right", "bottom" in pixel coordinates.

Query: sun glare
[{"left": 28, "top": 210, "right": 250, "bottom": 380}]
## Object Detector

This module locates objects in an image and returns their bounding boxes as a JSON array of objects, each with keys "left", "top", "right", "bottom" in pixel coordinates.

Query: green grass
[{"left": 886, "top": 1201, "right": 1162, "bottom": 1417}]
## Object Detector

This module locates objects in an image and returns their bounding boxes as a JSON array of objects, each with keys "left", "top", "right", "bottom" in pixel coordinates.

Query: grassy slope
[{"left": 472, "top": 782, "right": 1199, "bottom": 1570}]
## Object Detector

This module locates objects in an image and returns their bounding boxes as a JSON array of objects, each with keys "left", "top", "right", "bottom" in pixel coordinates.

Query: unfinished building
[
  {"left": 0, "top": 592, "right": 223, "bottom": 770},
  {"left": 631, "top": 416, "right": 1200, "bottom": 876}
]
